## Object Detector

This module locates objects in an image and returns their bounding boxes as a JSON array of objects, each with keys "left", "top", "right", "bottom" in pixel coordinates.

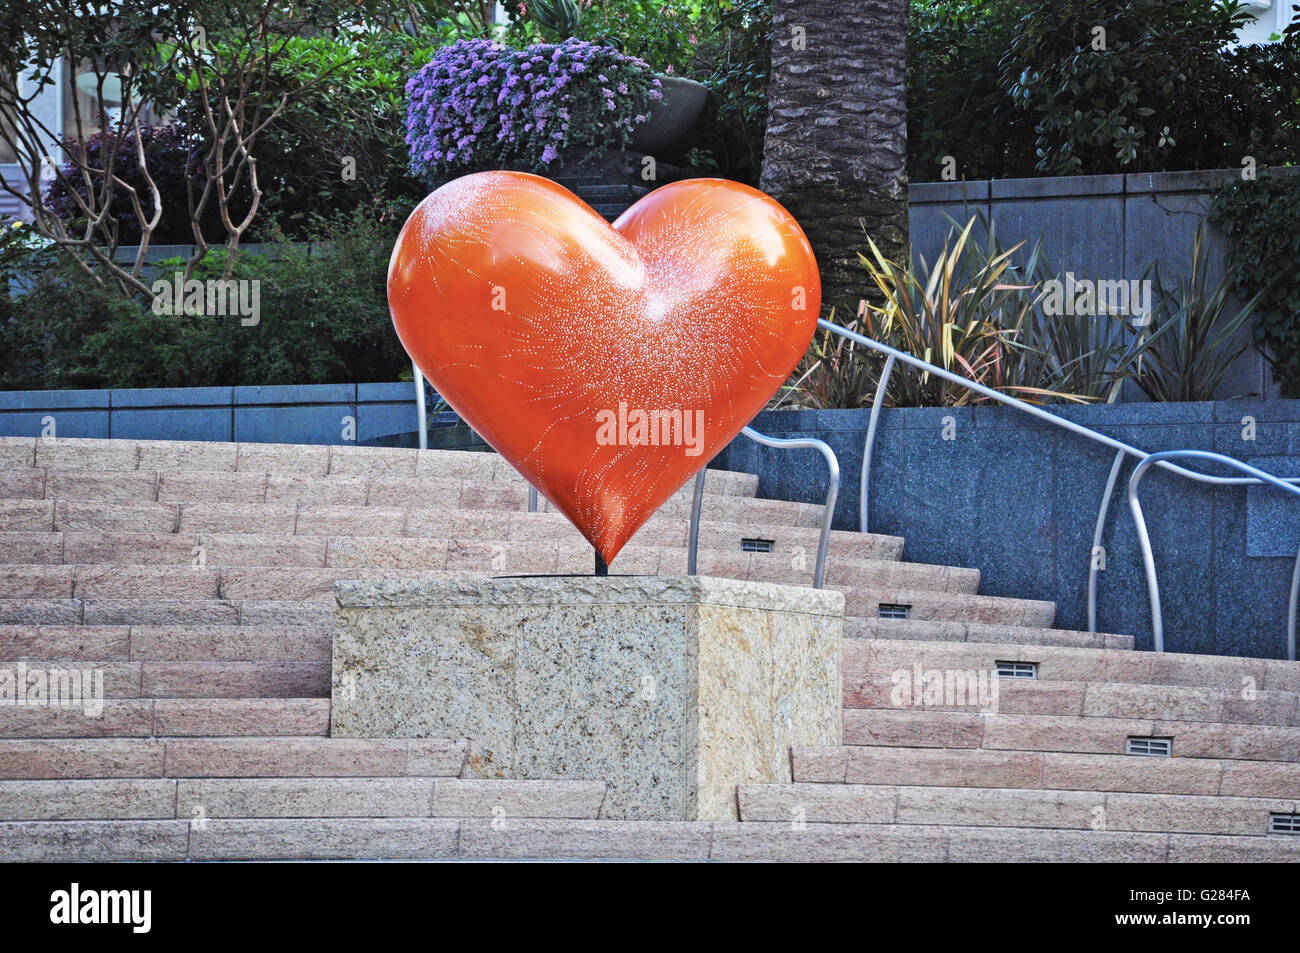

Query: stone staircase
[{"left": 0, "top": 436, "right": 1297, "bottom": 861}]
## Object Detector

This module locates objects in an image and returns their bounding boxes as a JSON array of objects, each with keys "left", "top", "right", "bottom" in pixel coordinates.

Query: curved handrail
[
  {"left": 829, "top": 318, "right": 1299, "bottom": 491},
  {"left": 859, "top": 352, "right": 896, "bottom": 534},
  {"left": 1290, "top": 548, "right": 1300, "bottom": 663},
  {"left": 413, "top": 360, "right": 428, "bottom": 451},
  {"left": 1087, "top": 451, "right": 1300, "bottom": 641},
  {"left": 1087, "top": 450, "right": 1128, "bottom": 634},
  {"left": 820, "top": 318, "right": 1300, "bottom": 657},
  {"left": 1128, "top": 450, "right": 1300, "bottom": 655},
  {"left": 687, "top": 469, "right": 705, "bottom": 576},
  {"left": 687, "top": 426, "right": 840, "bottom": 589}
]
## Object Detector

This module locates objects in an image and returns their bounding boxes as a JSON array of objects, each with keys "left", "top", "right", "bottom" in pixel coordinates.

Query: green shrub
[
  {"left": 0, "top": 211, "right": 408, "bottom": 390},
  {"left": 249, "top": 31, "right": 438, "bottom": 236},
  {"left": 908, "top": 0, "right": 1034, "bottom": 180},
  {"left": 1210, "top": 171, "right": 1300, "bottom": 396},
  {"left": 907, "top": 0, "right": 1300, "bottom": 178},
  {"left": 0, "top": 233, "right": 149, "bottom": 391},
  {"left": 681, "top": 0, "right": 771, "bottom": 185}
]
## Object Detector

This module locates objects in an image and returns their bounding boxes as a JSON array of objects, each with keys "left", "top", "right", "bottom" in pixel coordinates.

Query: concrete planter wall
[
  {"left": 0, "top": 383, "right": 420, "bottom": 446},
  {"left": 716, "top": 401, "right": 1300, "bottom": 660},
  {"left": 909, "top": 167, "right": 1300, "bottom": 401}
]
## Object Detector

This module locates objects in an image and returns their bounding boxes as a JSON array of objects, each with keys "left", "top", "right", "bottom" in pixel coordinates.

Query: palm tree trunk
[{"left": 760, "top": 0, "right": 909, "bottom": 314}]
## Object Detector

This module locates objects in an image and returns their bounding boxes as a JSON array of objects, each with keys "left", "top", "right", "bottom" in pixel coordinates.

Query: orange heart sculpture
[{"left": 388, "top": 171, "right": 820, "bottom": 564}]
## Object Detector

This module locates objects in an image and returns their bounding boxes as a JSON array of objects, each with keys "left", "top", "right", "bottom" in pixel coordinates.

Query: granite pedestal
[{"left": 331, "top": 576, "right": 843, "bottom": 820}]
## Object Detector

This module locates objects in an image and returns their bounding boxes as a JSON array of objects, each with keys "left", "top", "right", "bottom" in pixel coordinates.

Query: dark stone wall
[
  {"left": 715, "top": 402, "right": 1300, "bottom": 660},
  {"left": 0, "top": 383, "right": 422, "bottom": 446},
  {"left": 908, "top": 168, "right": 1300, "bottom": 401}
]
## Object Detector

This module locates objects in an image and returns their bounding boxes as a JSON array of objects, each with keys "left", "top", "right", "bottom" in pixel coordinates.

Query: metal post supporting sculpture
[{"left": 388, "top": 171, "right": 821, "bottom": 568}]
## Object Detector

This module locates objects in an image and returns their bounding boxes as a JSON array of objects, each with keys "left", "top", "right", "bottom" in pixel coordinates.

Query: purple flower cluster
[{"left": 405, "top": 38, "right": 663, "bottom": 180}]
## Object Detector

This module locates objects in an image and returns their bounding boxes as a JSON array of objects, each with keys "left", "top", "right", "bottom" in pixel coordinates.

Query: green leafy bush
[
  {"left": 572, "top": 0, "right": 708, "bottom": 73},
  {"left": 908, "top": 0, "right": 1034, "bottom": 180},
  {"left": 1001, "top": 0, "right": 1249, "bottom": 174},
  {"left": 1210, "top": 171, "right": 1300, "bottom": 396},
  {"left": 908, "top": 0, "right": 1300, "bottom": 178},
  {"left": 0, "top": 212, "right": 408, "bottom": 390},
  {"left": 249, "top": 31, "right": 439, "bottom": 236},
  {"left": 681, "top": 0, "right": 771, "bottom": 185}
]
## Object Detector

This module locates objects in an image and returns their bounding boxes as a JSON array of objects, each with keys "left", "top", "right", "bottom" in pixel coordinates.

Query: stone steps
[
  {"left": 792, "top": 745, "right": 1300, "bottom": 798},
  {"left": 0, "top": 698, "right": 330, "bottom": 737},
  {"left": 0, "top": 737, "right": 469, "bottom": 779},
  {"left": 0, "top": 535, "right": 974, "bottom": 591},
  {"left": 1, "top": 817, "right": 1295, "bottom": 862},
  {"left": 0, "top": 624, "right": 330, "bottom": 663},
  {"left": 845, "top": 636, "right": 1299, "bottom": 690},
  {"left": 0, "top": 777, "right": 607, "bottom": 821},
  {"left": 842, "top": 708, "right": 1300, "bottom": 761},
  {"left": 16, "top": 437, "right": 1280, "bottom": 862},
  {"left": 0, "top": 661, "right": 329, "bottom": 698},
  {"left": 737, "top": 782, "right": 1299, "bottom": 836},
  {"left": 843, "top": 675, "right": 1300, "bottom": 727},
  {"left": 0, "top": 465, "right": 761, "bottom": 502}
]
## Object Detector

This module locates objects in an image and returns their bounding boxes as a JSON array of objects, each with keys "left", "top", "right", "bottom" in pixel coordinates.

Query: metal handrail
[
  {"left": 820, "top": 318, "right": 1300, "bottom": 657},
  {"left": 860, "top": 353, "right": 896, "bottom": 533},
  {"left": 1088, "top": 451, "right": 1300, "bottom": 642},
  {"left": 1128, "top": 450, "right": 1300, "bottom": 656},
  {"left": 687, "top": 426, "right": 840, "bottom": 588},
  {"left": 413, "top": 360, "right": 428, "bottom": 451},
  {"left": 1087, "top": 450, "right": 1128, "bottom": 634},
  {"left": 834, "top": 318, "right": 1296, "bottom": 499}
]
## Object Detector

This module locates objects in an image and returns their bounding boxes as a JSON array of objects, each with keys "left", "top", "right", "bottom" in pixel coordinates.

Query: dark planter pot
[{"left": 630, "top": 76, "right": 709, "bottom": 154}]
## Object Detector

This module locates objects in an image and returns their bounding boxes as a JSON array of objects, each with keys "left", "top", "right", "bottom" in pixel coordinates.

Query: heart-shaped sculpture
[{"left": 388, "top": 171, "right": 820, "bottom": 563}]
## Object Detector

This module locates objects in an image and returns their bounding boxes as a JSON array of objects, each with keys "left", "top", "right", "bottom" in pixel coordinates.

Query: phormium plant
[{"left": 405, "top": 36, "right": 662, "bottom": 181}]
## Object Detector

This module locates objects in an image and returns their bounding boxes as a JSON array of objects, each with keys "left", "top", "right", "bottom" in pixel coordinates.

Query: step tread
[
  {"left": 0, "top": 817, "right": 1294, "bottom": 861},
  {"left": 843, "top": 671, "right": 1300, "bottom": 726},
  {"left": 0, "top": 777, "right": 606, "bottom": 820},
  {"left": 843, "top": 708, "right": 1300, "bottom": 761},
  {"left": 3, "top": 467, "right": 760, "bottom": 504},
  {"left": 846, "top": 637, "right": 1300, "bottom": 692},
  {"left": 0, "top": 736, "right": 469, "bottom": 779},
  {"left": 792, "top": 745, "right": 1300, "bottom": 798},
  {"left": 0, "top": 698, "right": 330, "bottom": 737},
  {"left": 736, "top": 781, "right": 1299, "bottom": 835},
  {"left": 849, "top": 617, "right": 1134, "bottom": 650}
]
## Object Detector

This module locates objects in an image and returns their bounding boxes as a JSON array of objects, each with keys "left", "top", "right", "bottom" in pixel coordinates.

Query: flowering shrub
[{"left": 405, "top": 37, "right": 662, "bottom": 179}]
